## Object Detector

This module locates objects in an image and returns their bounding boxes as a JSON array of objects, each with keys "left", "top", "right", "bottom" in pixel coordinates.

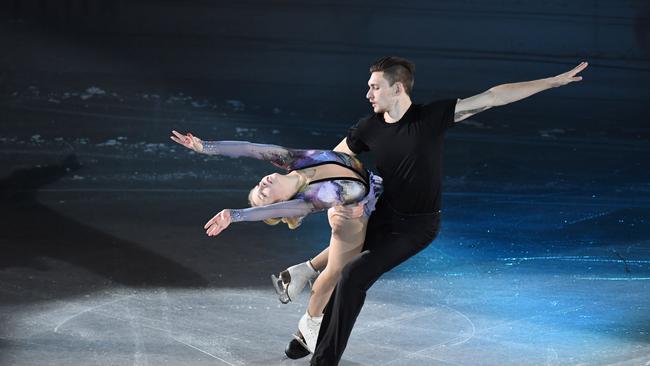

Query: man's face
[{"left": 366, "top": 71, "right": 397, "bottom": 113}]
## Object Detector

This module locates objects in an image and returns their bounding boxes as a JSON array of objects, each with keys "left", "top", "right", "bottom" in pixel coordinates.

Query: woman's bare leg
[
  {"left": 307, "top": 211, "right": 368, "bottom": 317},
  {"left": 309, "top": 247, "right": 329, "bottom": 272}
]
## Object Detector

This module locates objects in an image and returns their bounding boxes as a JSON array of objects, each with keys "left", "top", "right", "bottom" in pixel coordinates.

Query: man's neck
[{"left": 383, "top": 97, "right": 412, "bottom": 123}]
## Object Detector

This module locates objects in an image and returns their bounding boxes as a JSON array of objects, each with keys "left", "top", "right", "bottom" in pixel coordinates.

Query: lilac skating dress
[{"left": 200, "top": 141, "right": 383, "bottom": 226}]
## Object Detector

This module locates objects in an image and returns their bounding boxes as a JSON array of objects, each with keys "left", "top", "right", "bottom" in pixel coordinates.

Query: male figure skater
[{"left": 305, "top": 56, "right": 588, "bottom": 365}]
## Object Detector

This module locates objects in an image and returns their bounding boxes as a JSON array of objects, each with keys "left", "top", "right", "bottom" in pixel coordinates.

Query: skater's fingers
[
  {"left": 204, "top": 214, "right": 219, "bottom": 229},
  {"left": 206, "top": 223, "right": 217, "bottom": 236},
  {"left": 574, "top": 61, "right": 588, "bottom": 72},
  {"left": 205, "top": 210, "right": 231, "bottom": 236},
  {"left": 172, "top": 130, "right": 187, "bottom": 141},
  {"left": 334, "top": 203, "right": 365, "bottom": 219},
  {"left": 170, "top": 136, "right": 187, "bottom": 145},
  {"left": 207, "top": 223, "right": 223, "bottom": 236},
  {"left": 171, "top": 135, "right": 192, "bottom": 147},
  {"left": 565, "top": 62, "right": 588, "bottom": 78},
  {"left": 351, "top": 204, "right": 365, "bottom": 218}
]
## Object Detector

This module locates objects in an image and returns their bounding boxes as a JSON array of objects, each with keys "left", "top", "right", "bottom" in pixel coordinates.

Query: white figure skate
[
  {"left": 293, "top": 311, "right": 322, "bottom": 353},
  {"left": 271, "top": 261, "right": 318, "bottom": 304}
]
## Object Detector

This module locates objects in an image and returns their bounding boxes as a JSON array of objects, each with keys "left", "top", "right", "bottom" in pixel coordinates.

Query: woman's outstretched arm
[
  {"left": 204, "top": 199, "right": 317, "bottom": 237},
  {"left": 170, "top": 130, "right": 301, "bottom": 169}
]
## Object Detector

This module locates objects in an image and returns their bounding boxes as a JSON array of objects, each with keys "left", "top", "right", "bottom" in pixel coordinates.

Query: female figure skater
[{"left": 170, "top": 130, "right": 382, "bottom": 354}]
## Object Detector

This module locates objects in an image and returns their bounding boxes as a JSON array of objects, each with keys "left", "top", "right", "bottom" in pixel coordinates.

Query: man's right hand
[
  {"left": 329, "top": 203, "right": 365, "bottom": 219},
  {"left": 170, "top": 130, "right": 203, "bottom": 153}
]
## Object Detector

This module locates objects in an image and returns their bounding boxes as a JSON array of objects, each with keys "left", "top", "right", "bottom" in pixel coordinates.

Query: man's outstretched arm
[{"left": 453, "top": 61, "right": 589, "bottom": 123}]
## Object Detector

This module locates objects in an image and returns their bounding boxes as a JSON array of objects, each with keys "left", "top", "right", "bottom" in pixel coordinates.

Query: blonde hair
[{"left": 263, "top": 217, "right": 302, "bottom": 230}]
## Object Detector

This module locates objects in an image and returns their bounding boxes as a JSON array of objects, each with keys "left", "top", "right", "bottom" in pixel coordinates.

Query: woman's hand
[
  {"left": 170, "top": 130, "right": 203, "bottom": 153},
  {"left": 204, "top": 209, "right": 232, "bottom": 237}
]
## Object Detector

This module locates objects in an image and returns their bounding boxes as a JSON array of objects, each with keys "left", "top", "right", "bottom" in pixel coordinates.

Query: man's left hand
[{"left": 551, "top": 61, "right": 588, "bottom": 87}]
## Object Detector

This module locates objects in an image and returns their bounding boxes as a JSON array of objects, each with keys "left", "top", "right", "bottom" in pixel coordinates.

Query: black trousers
[{"left": 310, "top": 200, "right": 440, "bottom": 365}]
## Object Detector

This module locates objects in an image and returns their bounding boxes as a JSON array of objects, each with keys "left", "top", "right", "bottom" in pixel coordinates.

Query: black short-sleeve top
[{"left": 346, "top": 99, "right": 458, "bottom": 214}]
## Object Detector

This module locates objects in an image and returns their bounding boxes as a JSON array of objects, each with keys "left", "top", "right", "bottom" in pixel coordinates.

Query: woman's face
[{"left": 249, "top": 173, "right": 294, "bottom": 206}]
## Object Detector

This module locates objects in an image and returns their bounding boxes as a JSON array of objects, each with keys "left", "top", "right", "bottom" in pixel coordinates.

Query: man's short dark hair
[{"left": 369, "top": 56, "right": 415, "bottom": 95}]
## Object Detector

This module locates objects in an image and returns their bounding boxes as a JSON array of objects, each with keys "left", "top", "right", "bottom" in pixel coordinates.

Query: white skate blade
[{"left": 271, "top": 274, "right": 284, "bottom": 295}]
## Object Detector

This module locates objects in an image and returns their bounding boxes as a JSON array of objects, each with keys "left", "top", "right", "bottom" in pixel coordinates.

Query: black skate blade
[{"left": 285, "top": 336, "right": 310, "bottom": 359}]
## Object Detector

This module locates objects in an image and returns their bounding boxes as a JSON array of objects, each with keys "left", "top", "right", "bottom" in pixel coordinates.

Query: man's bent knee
[{"left": 338, "top": 258, "right": 372, "bottom": 290}]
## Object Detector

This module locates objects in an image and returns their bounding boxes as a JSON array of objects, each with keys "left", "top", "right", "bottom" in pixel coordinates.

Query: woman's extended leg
[{"left": 274, "top": 212, "right": 365, "bottom": 307}]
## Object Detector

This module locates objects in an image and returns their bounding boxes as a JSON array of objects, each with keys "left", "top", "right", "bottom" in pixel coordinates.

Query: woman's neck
[{"left": 288, "top": 171, "right": 309, "bottom": 193}]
